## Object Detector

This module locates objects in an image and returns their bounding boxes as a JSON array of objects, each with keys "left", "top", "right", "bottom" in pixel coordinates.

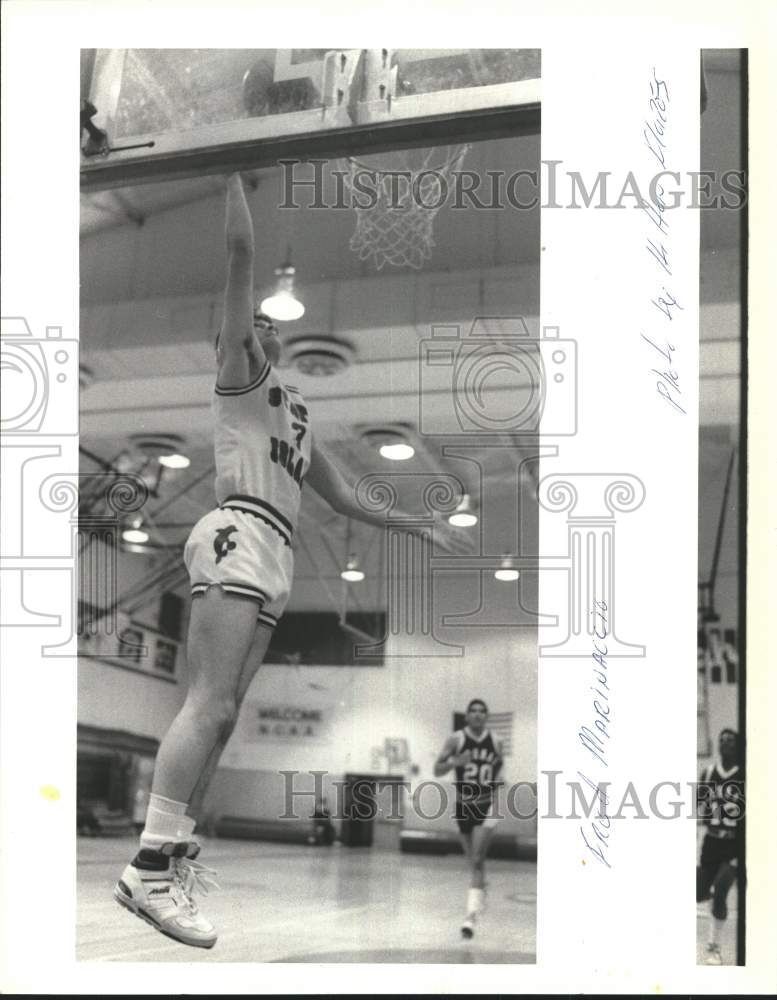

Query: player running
[
  {"left": 434, "top": 698, "right": 503, "bottom": 938},
  {"left": 696, "top": 728, "right": 744, "bottom": 965}
]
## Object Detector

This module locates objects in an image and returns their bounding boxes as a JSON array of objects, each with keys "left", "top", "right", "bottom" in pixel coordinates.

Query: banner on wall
[
  {"left": 242, "top": 702, "right": 331, "bottom": 743},
  {"left": 79, "top": 611, "right": 180, "bottom": 681},
  {"left": 697, "top": 624, "right": 739, "bottom": 684},
  {"left": 370, "top": 738, "right": 410, "bottom": 772},
  {"left": 697, "top": 624, "right": 739, "bottom": 758}
]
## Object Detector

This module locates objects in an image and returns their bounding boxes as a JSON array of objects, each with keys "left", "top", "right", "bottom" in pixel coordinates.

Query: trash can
[{"left": 340, "top": 774, "right": 377, "bottom": 847}]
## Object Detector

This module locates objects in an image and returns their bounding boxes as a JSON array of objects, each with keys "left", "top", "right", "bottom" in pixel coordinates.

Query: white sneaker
[
  {"left": 114, "top": 841, "right": 219, "bottom": 949},
  {"left": 461, "top": 915, "right": 476, "bottom": 939},
  {"left": 704, "top": 942, "right": 722, "bottom": 965}
]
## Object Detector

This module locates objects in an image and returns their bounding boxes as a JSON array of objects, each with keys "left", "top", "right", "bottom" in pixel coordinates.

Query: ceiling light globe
[
  {"left": 448, "top": 512, "right": 478, "bottom": 527},
  {"left": 158, "top": 453, "right": 190, "bottom": 469},
  {"left": 379, "top": 443, "right": 415, "bottom": 461}
]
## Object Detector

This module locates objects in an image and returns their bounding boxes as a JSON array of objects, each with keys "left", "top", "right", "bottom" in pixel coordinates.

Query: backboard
[{"left": 80, "top": 48, "right": 541, "bottom": 190}]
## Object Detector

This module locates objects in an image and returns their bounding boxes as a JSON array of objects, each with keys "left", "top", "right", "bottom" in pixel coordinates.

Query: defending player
[
  {"left": 113, "top": 172, "right": 468, "bottom": 948},
  {"left": 434, "top": 698, "right": 503, "bottom": 939},
  {"left": 696, "top": 728, "right": 744, "bottom": 965}
]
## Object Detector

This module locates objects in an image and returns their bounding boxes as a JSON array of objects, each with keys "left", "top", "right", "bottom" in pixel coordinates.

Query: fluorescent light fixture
[
  {"left": 448, "top": 494, "right": 478, "bottom": 527},
  {"left": 379, "top": 442, "right": 415, "bottom": 461}
]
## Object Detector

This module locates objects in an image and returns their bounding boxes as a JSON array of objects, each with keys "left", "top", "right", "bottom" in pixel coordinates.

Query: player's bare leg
[
  {"left": 186, "top": 621, "right": 274, "bottom": 822},
  {"left": 458, "top": 824, "right": 495, "bottom": 939},
  {"left": 471, "top": 822, "right": 498, "bottom": 894},
  {"left": 705, "top": 861, "right": 737, "bottom": 964},
  {"left": 458, "top": 835, "right": 477, "bottom": 937},
  {"left": 457, "top": 830, "right": 474, "bottom": 862},
  {"left": 114, "top": 587, "right": 261, "bottom": 948},
  {"left": 151, "top": 588, "right": 259, "bottom": 803},
  {"left": 460, "top": 822, "right": 498, "bottom": 937}
]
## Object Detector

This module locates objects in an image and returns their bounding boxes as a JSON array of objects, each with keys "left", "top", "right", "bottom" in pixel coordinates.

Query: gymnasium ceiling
[
  {"left": 80, "top": 132, "right": 545, "bottom": 614},
  {"left": 78, "top": 55, "right": 744, "bottom": 616}
]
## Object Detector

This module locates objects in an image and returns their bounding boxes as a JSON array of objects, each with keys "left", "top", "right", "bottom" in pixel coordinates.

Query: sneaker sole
[{"left": 113, "top": 885, "right": 217, "bottom": 949}]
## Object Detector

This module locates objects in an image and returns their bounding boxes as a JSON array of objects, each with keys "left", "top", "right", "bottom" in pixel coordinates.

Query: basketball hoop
[{"left": 340, "top": 144, "right": 470, "bottom": 270}]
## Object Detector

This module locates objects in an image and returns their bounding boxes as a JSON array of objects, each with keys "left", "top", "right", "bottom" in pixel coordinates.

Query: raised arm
[
  {"left": 696, "top": 762, "right": 712, "bottom": 826},
  {"left": 218, "top": 173, "right": 262, "bottom": 388},
  {"left": 304, "top": 442, "right": 392, "bottom": 529},
  {"left": 493, "top": 739, "right": 505, "bottom": 784},
  {"left": 304, "top": 440, "right": 473, "bottom": 554},
  {"left": 433, "top": 734, "right": 469, "bottom": 778}
]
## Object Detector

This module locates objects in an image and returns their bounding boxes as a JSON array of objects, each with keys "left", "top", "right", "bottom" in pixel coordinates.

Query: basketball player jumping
[
  {"left": 434, "top": 698, "right": 503, "bottom": 939},
  {"left": 696, "top": 728, "right": 744, "bottom": 965},
  {"left": 114, "top": 172, "right": 468, "bottom": 948}
]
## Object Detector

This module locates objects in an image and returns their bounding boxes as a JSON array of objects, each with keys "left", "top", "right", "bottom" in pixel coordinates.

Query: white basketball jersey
[{"left": 212, "top": 362, "right": 312, "bottom": 545}]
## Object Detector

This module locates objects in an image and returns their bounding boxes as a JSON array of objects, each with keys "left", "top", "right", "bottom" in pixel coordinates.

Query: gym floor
[{"left": 77, "top": 836, "right": 537, "bottom": 964}]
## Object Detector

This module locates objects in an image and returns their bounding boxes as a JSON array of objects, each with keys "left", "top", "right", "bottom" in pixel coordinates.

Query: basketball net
[{"left": 340, "top": 144, "right": 470, "bottom": 270}]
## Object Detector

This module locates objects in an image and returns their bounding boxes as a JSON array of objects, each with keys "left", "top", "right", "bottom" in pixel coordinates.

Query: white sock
[
  {"left": 148, "top": 793, "right": 187, "bottom": 815},
  {"left": 467, "top": 887, "right": 484, "bottom": 915},
  {"left": 140, "top": 794, "right": 196, "bottom": 850},
  {"left": 710, "top": 916, "right": 725, "bottom": 946}
]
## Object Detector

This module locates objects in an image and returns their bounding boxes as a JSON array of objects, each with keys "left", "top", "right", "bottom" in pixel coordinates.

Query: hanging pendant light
[
  {"left": 122, "top": 517, "right": 149, "bottom": 544},
  {"left": 158, "top": 452, "right": 190, "bottom": 469},
  {"left": 260, "top": 249, "right": 305, "bottom": 322},
  {"left": 448, "top": 493, "right": 478, "bottom": 527},
  {"left": 360, "top": 425, "right": 415, "bottom": 461},
  {"left": 380, "top": 442, "right": 415, "bottom": 460},
  {"left": 340, "top": 554, "right": 365, "bottom": 582},
  {"left": 494, "top": 555, "right": 520, "bottom": 582}
]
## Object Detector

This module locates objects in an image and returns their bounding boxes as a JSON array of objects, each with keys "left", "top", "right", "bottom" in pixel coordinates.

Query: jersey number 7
[{"left": 291, "top": 422, "right": 306, "bottom": 447}]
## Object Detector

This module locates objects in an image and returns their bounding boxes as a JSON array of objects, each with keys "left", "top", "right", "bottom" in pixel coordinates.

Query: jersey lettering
[
  {"left": 455, "top": 730, "right": 501, "bottom": 803},
  {"left": 213, "top": 372, "right": 311, "bottom": 523},
  {"left": 699, "top": 765, "right": 744, "bottom": 831},
  {"left": 462, "top": 761, "right": 494, "bottom": 785},
  {"left": 268, "top": 386, "right": 309, "bottom": 425},
  {"left": 270, "top": 436, "right": 305, "bottom": 487}
]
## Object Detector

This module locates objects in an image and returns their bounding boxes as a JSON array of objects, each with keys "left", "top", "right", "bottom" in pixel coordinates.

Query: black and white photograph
[
  {"left": 695, "top": 50, "right": 746, "bottom": 966},
  {"left": 1, "top": 2, "right": 775, "bottom": 996},
  {"left": 75, "top": 46, "right": 541, "bottom": 963}
]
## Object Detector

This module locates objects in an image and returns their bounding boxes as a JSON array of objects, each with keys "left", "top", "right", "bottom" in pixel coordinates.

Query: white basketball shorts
[{"left": 183, "top": 499, "right": 294, "bottom": 629}]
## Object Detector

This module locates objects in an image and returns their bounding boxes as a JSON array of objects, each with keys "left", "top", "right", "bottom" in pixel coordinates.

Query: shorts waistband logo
[{"left": 214, "top": 524, "right": 238, "bottom": 564}]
